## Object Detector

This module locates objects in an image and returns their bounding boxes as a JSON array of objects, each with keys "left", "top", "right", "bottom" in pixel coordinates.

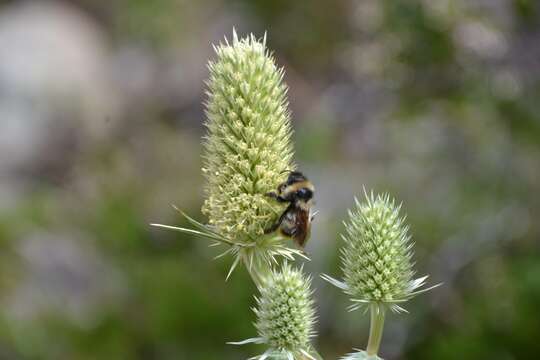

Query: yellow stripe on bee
[{"left": 281, "top": 181, "right": 314, "bottom": 197}]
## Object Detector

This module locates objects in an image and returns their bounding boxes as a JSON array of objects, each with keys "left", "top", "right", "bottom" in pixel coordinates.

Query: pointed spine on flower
[
  {"left": 322, "top": 190, "right": 440, "bottom": 312},
  {"left": 230, "top": 263, "right": 317, "bottom": 360}
]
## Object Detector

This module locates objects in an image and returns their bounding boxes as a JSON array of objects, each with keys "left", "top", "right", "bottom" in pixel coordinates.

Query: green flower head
[
  {"left": 230, "top": 263, "right": 317, "bottom": 360},
  {"left": 323, "top": 191, "right": 440, "bottom": 313},
  {"left": 151, "top": 31, "right": 304, "bottom": 281},
  {"left": 202, "top": 30, "right": 294, "bottom": 243}
]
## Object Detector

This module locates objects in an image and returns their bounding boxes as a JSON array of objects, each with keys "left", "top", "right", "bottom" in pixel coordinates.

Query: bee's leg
[
  {"left": 265, "top": 191, "right": 278, "bottom": 199},
  {"left": 265, "top": 191, "right": 289, "bottom": 203},
  {"left": 264, "top": 203, "right": 293, "bottom": 234},
  {"left": 310, "top": 210, "right": 319, "bottom": 222},
  {"left": 264, "top": 212, "right": 285, "bottom": 234},
  {"left": 264, "top": 221, "right": 280, "bottom": 234}
]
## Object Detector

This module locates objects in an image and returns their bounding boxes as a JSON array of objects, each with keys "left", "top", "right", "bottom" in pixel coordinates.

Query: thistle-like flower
[
  {"left": 230, "top": 263, "right": 317, "bottom": 360},
  {"left": 322, "top": 191, "right": 439, "bottom": 313},
  {"left": 151, "top": 31, "right": 303, "bottom": 282},
  {"left": 202, "top": 31, "right": 294, "bottom": 241},
  {"left": 322, "top": 191, "right": 440, "bottom": 358}
]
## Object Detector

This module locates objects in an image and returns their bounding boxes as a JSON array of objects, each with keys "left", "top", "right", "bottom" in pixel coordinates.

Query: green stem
[
  {"left": 242, "top": 253, "right": 270, "bottom": 288},
  {"left": 366, "top": 303, "right": 385, "bottom": 356}
]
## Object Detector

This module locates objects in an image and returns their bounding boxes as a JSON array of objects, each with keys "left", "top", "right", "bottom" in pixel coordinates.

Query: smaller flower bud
[
  {"left": 256, "top": 264, "right": 316, "bottom": 352},
  {"left": 342, "top": 193, "right": 414, "bottom": 305},
  {"left": 230, "top": 263, "right": 317, "bottom": 359},
  {"left": 322, "top": 190, "right": 440, "bottom": 313}
]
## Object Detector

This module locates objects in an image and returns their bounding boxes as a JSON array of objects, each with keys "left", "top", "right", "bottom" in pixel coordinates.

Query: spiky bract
[
  {"left": 340, "top": 350, "right": 383, "bottom": 360},
  {"left": 202, "top": 31, "right": 294, "bottom": 243}
]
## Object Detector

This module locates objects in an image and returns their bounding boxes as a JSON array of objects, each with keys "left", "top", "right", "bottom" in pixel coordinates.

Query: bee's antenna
[{"left": 280, "top": 169, "right": 293, "bottom": 174}]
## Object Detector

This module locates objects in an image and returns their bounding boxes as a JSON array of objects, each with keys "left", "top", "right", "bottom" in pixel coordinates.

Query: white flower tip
[
  {"left": 320, "top": 274, "right": 349, "bottom": 291},
  {"left": 227, "top": 337, "right": 263, "bottom": 346}
]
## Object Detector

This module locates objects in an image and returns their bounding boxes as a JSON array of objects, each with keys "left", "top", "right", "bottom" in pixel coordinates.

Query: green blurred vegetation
[{"left": 0, "top": 0, "right": 539, "bottom": 359}]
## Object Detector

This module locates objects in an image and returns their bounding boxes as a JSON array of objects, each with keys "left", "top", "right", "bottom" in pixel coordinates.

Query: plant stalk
[
  {"left": 366, "top": 303, "right": 386, "bottom": 356},
  {"left": 242, "top": 253, "right": 270, "bottom": 288}
]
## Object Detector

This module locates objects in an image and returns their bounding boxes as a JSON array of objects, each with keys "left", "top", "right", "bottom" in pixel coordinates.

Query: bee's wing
[
  {"left": 293, "top": 209, "right": 310, "bottom": 248},
  {"left": 310, "top": 209, "right": 319, "bottom": 221}
]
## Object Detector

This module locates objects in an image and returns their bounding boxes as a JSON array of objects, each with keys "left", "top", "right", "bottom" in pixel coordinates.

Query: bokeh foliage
[{"left": 0, "top": 0, "right": 538, "bottom": 359}]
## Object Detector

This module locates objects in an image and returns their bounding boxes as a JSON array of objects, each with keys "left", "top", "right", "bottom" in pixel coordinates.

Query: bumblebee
[{"left": 265, "top": 171, "right": 315, "bottom": 249}]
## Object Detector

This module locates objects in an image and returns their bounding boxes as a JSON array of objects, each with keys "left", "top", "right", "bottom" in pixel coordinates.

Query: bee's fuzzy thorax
[{"left": 281, "top": 180, "right": 315, "bottom": 199}]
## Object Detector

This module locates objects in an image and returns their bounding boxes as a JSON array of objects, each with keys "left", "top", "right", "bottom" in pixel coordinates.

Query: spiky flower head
[
  {"left": 323, "top": 191, "right": 439, "bottom": 313},
  {"left": 256, "top": 264, "right": 316, "bottom": 352},
  {"left": 230, "top": 264, "right": 317, "bottom": 360},
  {"left": 202, "top": 30, "right": 294, "bottom": 243},
  {"left": 151, "top": 31, "right": 303, "bottom": 281}
]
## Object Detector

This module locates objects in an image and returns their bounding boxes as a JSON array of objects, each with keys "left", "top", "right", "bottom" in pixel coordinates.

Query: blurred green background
[{"left": 0, "top": 0, "right": 539, "bottom": 359}]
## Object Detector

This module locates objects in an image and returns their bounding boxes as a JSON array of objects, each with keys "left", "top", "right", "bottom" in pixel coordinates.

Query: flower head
[
  {"left": 202, "top": 30, "right": 294, "bottom": 243},
  {"left": 322, "top": 191, "right": 440, "bottom": 313},
  {"left": 151, "top": 31, "right": 303, "bottom": 281},
  {"left": 230, "top": 263, "right": 317, "bottom": 360}
]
